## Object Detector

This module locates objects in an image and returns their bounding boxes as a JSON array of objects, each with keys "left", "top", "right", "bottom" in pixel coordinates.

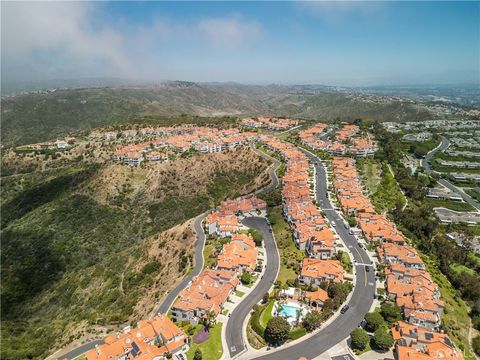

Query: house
[
  {"left": 55, "top": 139, "right": 69, "bottom": 149},
  {"left": 298, "top": 258, "right": 344, "bottom": 286},
  {"left": 146, "top": 151, "right": 166, "bottom": 162},
  {"left": 85, "top": 315, "right": 187, "bottom": 360},
  {"left": 304, "top": 287, "right": 329, "bottom": 309},
  {"left": 379, "top": 243, "right": 425, "bottom": 270},
  {"left": 216, "top": 234, "right": 258, "bottom": 274},
  {"left": 104, "top": 131, "right": 117, "bottom": 140},
  {"left": 123, "top": 152, "right": 144, "bottom": 166},
  {"left": 170, "top": 269, "right": 238, "bottom": 324}
]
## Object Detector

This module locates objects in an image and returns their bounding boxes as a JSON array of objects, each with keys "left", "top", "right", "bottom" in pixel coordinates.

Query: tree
[
  {"left": 264, "top": 317, "right": 291, "bottom": 346},
  {"left": 327, "top": 282, "right": 350, "bottom": 303},
  {"left": 373, "top": 328, "right": 394, "bottom": 351},
  {"left": 262, "top": 292, "right": 270, "bottom": 304},
  {"left": 364, "top": 312, "right": 386, "bottom": 332},
  {"left": 193, "top": 349, "right": 203, "bottom": 360},
  {"left": 202, "top": 310, "right": 216, "bottom": 332},
  {"left": 249, "top": 229, "right": 263, "bottom": 247},
  {"left": 303, "top": 311, "right": 323, "bottom": 332},
  {"left": 380, "top": 303, "right": 401, "bottom": 324},
  {"left": 241, "top": 271, "right": 252, "bottom": 285},
  {"left": 350, "top": 328, "right": 370, "bottom": 350}
]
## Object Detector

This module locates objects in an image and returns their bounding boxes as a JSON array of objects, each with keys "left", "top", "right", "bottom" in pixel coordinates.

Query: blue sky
[{"left": 2, "top": 1, "right": 479, "bottom": 86}]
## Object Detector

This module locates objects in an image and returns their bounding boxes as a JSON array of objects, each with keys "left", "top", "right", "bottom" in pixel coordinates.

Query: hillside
[
  {"left": 0, "top": 147, "right": 271, "bottom": 360},
  {"left": 1, "top": 83, "right": 435, "bottom": 147}
]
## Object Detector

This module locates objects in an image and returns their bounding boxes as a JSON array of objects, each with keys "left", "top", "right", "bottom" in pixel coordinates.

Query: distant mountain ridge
[{"left": 1, "top": 82, "right": 438, "bottom": 147}]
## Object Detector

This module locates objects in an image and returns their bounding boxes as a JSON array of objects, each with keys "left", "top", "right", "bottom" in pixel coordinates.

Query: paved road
[
  {"left": 157, "top": 213, "right": 208, "bottom": 314},
  {"left": 226, "top": 217, "right": 280, "bottom": 358},
  {"left": 422, "top": 137, "right": 480, "bottom": 211},
  {"left": 57, "top": 146, "right": 280, "bottom": 360},
  {"left": 251, "top": 150, "right": 376, "bottom": 360},
  {"left": 56, "top": 340, "right": 103, "bottom": 360}
]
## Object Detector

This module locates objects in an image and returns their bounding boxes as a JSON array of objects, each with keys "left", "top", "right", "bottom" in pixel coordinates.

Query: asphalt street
[
  {"left": 422, "top": 137, "right": 480, "bottom": 210},
  {"left": 251, "top": 150, "right": 376, "bottom": 360},
  {"left": 226, "top": 217, "right": 280, "bottom": 358},
  {"left": 57, "top": 145, "right": 280, "bottom": 360}
]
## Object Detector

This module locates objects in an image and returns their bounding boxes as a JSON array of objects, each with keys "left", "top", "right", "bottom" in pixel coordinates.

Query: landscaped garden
[{"left": 186, "top": 323, "right": 223, "bottom": 360}]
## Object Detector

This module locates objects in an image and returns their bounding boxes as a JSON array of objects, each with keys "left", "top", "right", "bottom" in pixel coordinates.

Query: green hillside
[{"left": 0, "top": 148, "right": 270, "bottom": 359}]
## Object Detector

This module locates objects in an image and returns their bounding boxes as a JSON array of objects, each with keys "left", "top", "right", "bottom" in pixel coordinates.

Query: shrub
[
  {"left": 473, "top": 335, "right": 480, "bottom": 356},
  {"left": 350, "top": 328, "right": 370, "bottom": 350},
  {"left": 241, "top": 272, "right": 252, "bottom": 285},
  {"left": 251, "top": 305, "right": 265, "bottom": 337},
  {"left": 373, "top": 328, "right": 394, "bottom": 351},
  {"left": 193, "top": 349, "right": 202, "bottom": 360},
  {"left": 264, "top": 316, "right": 290, "bottom": 346}
]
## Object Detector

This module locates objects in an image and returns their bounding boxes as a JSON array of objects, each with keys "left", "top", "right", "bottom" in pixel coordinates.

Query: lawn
[
  {"left": 235, "top": 290, "right": 246, "bottom": 297},
  {"left": 186, "top": 323, "right": 223, "bottom": 360},
  {"left": 260, "top": 299, "right": 275, "bottom": 328},
  {"left": 203, "top": 244, "right": 216, "bottom": 268},
  {"left": 426, "top": 199, "right": 476, "bottom": 212},
  {"left": 449, "top": 263, "right": 476, "bottom": 276},
  {"left": 268, "top": 206, "right": 305, "bottom": 285},
  {"left": 358, "top": 158, "right": 379, "bottom": 195}
]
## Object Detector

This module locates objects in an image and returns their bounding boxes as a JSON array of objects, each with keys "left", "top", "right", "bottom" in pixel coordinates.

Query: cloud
[
  {"left": 197, "top": 15, "right": 262, "bottom": 49},
  {"left": 1, "top": 3, "right": 264, "bottom": 83},
  {"left": 1, "top": 2, "right": 134, "bottom": 79}
]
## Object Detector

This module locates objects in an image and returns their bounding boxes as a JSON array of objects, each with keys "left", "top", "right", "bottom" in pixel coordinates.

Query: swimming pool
[{"left": 278, "top": 303, "right": 304, "bottom": 319}]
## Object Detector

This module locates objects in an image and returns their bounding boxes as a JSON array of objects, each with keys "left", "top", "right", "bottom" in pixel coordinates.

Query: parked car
[{"left": 340, "top": 305, "right": 350, "bottom": 314}]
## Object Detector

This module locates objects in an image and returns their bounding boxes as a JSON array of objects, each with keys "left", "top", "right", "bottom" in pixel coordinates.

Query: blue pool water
[{"left": 278, "top": 304, "right": 302, "bottom": 318}]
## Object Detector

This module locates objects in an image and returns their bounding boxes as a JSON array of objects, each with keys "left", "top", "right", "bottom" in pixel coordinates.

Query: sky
[{"left": 1, "top": 1, "right": 479, "bottom": 86}]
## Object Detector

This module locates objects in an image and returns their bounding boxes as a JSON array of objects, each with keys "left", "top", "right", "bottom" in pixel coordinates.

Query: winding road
[
  {"left": 248, "top": 149, "right": 376, "bottom": 360},
  {"left": 226, "top": 217, "right": 280, "bottom": 358},
  {"left": 56, "top": 146, "right": 280, "bottom": 360},
  {"left": 422, "top": 137, "right": 480, "bottom": 211}
]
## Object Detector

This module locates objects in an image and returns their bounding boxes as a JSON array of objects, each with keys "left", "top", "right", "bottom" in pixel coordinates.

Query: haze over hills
[{"left": 5, "top": 80, "right": 478, "bottom": 148}]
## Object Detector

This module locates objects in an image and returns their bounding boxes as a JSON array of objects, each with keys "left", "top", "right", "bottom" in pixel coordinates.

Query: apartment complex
[
  {"left": 330, "top": 155, "right": 462, "bottom": 359},
  {"left": 257, "top": 134, "right": 345, "bottom": 289},
  {"left": 86, "top": 315, "right": 187, "bottom": 360},
  {"left": 299, "top": 124, "right": 377, "bottom": 157}
]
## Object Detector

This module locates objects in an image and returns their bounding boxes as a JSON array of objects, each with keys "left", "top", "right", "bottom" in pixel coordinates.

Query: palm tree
[
  {"left": 295, "top": 308, "right": 302, "bottom": 326},
  {"left": 203, "top": 310, "right": 216, "bottom": 332}
]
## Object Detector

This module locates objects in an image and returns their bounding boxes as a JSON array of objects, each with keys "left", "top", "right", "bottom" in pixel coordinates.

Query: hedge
[{"left": 251, "top": 305, "right": 266, "bottom": 337}]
